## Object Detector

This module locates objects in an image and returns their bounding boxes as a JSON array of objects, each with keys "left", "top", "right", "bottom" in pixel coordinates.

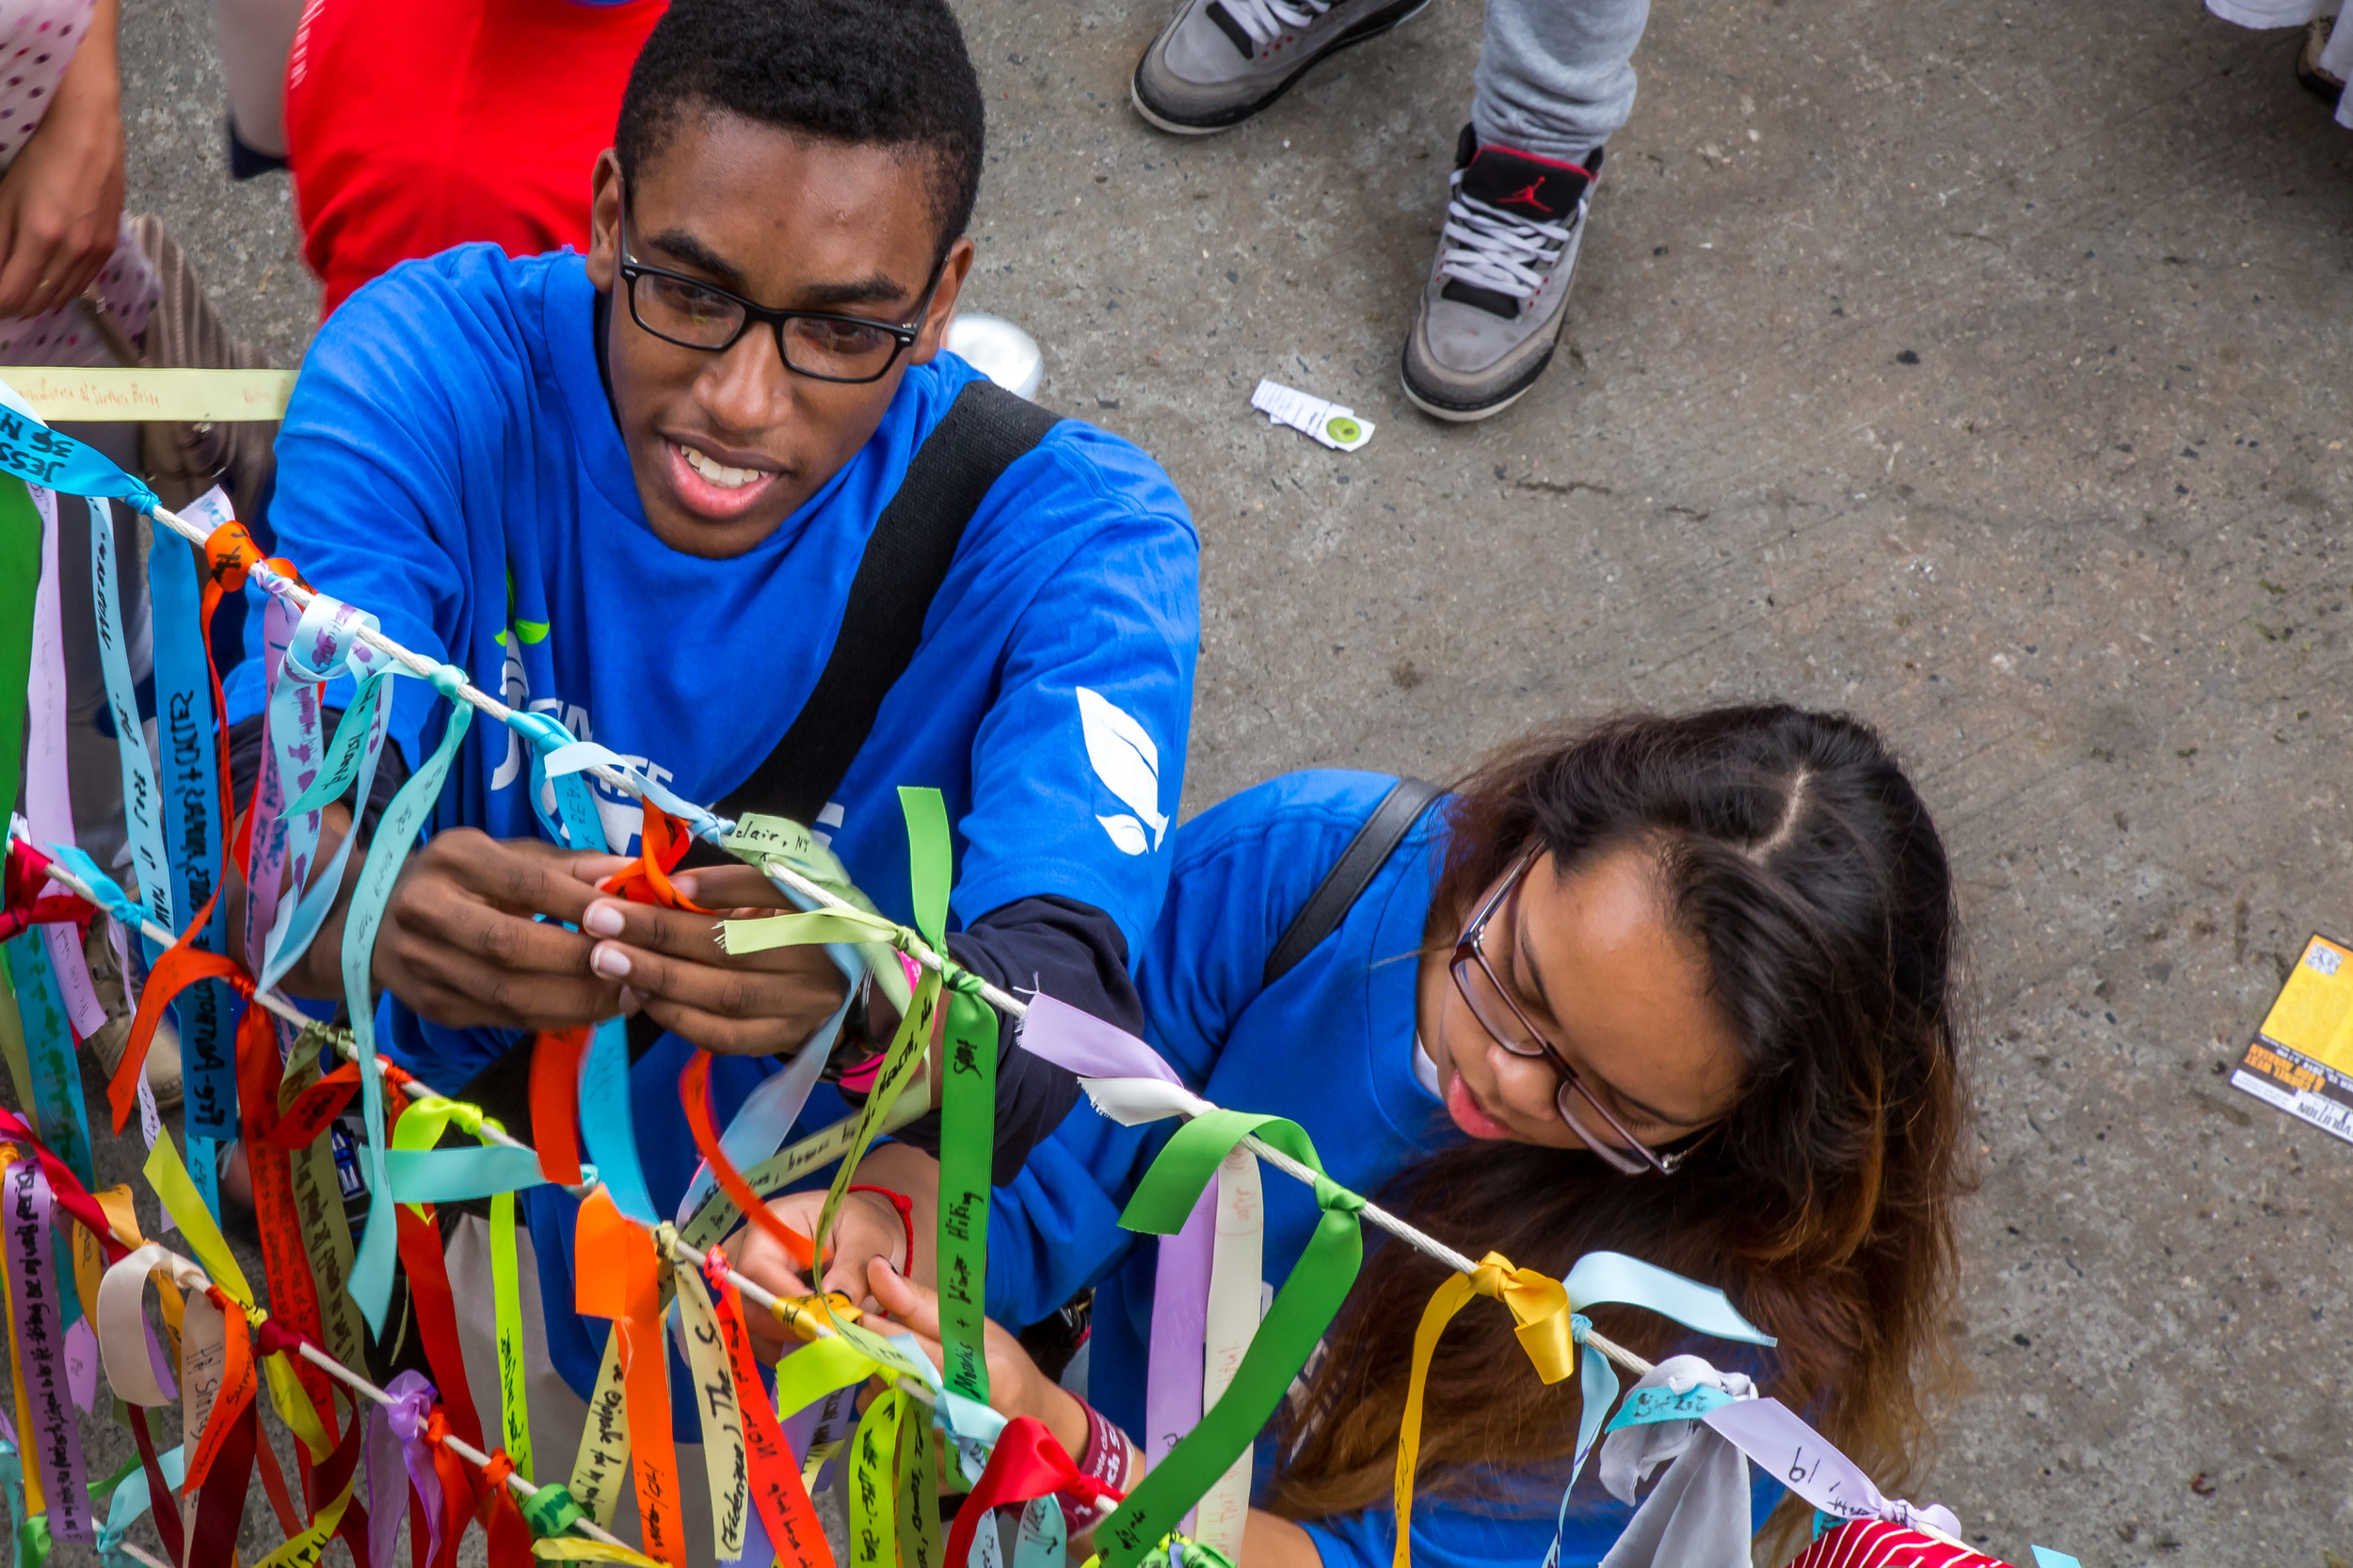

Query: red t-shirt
[{"left": 285, "top": 0, "right": 667, "bottom": 316}]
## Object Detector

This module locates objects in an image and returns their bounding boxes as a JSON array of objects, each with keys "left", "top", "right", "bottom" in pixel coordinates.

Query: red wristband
[
  {"left": 847, "top": 1185, "right": 917, "bottom": 1277},
  {"left": 1059, "top": 1401, "right": 1138, "bottom": 1530}
]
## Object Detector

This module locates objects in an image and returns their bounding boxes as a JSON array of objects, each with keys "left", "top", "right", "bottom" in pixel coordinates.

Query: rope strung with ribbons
[{"left": 0, "top": 392, "right": 2079, "bottom": 1568}]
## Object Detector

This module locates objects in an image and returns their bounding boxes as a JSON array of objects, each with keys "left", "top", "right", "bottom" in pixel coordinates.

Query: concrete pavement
[{"left": 93, "top": 0, "right": 2353, "bottom": 1562}]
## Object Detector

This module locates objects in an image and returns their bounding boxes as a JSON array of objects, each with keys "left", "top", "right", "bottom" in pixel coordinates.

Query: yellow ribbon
[{"left": 1391, "top": 1253, "right": 1578, "bottom": 1568}]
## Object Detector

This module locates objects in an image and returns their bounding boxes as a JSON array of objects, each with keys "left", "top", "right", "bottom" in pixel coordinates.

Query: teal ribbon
[
  {"left": 2, "top": 934, "right": 93, "bottom": 1324},
  {"left": 1602, "top": 1379, "right": 1736, "bottom": 1433},
  {"left": 343, "top": 663, "right": 474, "bottom": 1333},
  {"left": 0, "top": 402, "right": 160, "bottom": 512},
  {"left": 40, "top": 846, "right": 143, "bottom": 930}
]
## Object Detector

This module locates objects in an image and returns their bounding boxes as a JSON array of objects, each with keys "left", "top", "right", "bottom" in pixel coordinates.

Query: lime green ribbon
[
  {"left": 1093, "top": 1112, "right": 1366, "bottom": 1568},
  {"left": 387, "top": 1096, "right": 535, "bottom": 1479},
  {"left": 850, "top": 1385, "right": 940, "bottom": 1568}
]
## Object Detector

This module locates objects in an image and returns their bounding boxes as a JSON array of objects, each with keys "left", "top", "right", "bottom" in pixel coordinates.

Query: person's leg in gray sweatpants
[
  {"left": 1397, "top": 0, "right": 1648, "bottom": 419},
  {"left": 1469, "top": 0, "right": 1649, "bottom": 162}
]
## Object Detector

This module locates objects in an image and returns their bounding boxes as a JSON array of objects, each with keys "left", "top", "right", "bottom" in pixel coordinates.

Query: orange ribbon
[
  {"left": 599, "top": 798, "right": 710, "bottom": 912},
  {"left": 576, "top": 1192, "right": 688, "bottom": 1566}
]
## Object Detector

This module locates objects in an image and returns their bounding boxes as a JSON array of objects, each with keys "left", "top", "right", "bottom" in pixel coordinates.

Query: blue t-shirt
[
  {"left": 986, "top": 771, "right": 1781, "bottom": 1568},
  {"left": 227, "top": 243, "right": 1200, "bottom": 1405}
]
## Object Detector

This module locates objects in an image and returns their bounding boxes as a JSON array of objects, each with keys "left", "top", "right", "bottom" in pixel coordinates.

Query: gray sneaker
[
  {"left": 1401, "top": 129, "right": 1600, "bottom": 422},
  {"left": 1130, "top": 0, "right": 1432, "bottom": 135}
]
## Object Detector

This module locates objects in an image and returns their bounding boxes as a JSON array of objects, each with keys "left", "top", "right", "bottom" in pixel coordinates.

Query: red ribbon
[
  {"left": 474, "top": 1451, "right": 536, "bottom": 1568},
  {"left": 0, "top": 838, "right": 93, "bottom": 942},
  {"left": 680, "top": 1051, "right": 814, "bottom": 1270},
  {"left": 237, "top": 1001, "right": 340, "bottom": 1438},
  {"left": 393, "top": 1205, "right": 488, "bottom": 1454},
  {"left": 529, "top": 1028, "right": 588, "bottom": 1185},
  {"left": 942, "top": 1416, "right": 1122, "bottom": 1568},
  {"left": 421, "top": 1408, "right": 480, "bottom": 1568},
  {"left": 708, "top": 1263, "right": 835, "bottom": 1568}
]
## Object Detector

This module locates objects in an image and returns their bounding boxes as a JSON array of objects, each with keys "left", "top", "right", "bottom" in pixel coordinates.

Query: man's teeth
[{"left": 678, "top": 442, "right": 765, "bottom": 489}]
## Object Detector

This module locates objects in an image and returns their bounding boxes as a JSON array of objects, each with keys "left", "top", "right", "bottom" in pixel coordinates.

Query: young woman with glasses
[{"left": 766, "top": 705, "right": 1970, "bottom": 1568}]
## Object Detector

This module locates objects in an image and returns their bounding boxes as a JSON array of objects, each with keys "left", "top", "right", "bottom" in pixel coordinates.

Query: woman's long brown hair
[{"left": 1266, "top": 707, "right": 1971, "bottom": 1537}]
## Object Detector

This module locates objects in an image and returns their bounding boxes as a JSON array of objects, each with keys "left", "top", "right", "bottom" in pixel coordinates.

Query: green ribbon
[
  {"left": 898, "top": 784, "right": 999, "bottom": 1409},
  {"left": 0, "top": 479, "right": 39, "bottom": 829},
  {"left": 1094, "top": 1112, "right": 1366, "bottom": 1568},
  {"left": 520, "top": 1484, "right": 585, "bottom": 1540}
]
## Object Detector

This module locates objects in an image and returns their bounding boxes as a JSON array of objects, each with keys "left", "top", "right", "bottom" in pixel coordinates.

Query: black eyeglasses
[
  {"left": 1449, "top": 850, "right": 1709, "bottom": 1176},
  {"left": 615, "top": 204, "right": 945, "bottom": 385}
]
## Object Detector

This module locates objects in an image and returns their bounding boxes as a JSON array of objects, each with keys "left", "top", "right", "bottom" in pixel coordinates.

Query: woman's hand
[
  {"left": 0, "top": 0, "right": 125, "bottom": 320},
  {"left": 724, "top": 1188, "right": 909, "bottom": 1360},
  {"left": 864, "top": 1257, "right": 1091, "bottom": 1464},
  {"left": 573, "top": 863, "right": 850, "bottom": 1055}
]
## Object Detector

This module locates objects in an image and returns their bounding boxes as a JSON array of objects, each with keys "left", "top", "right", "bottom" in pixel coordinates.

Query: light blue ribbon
[
  {"left": 92, "top": 1446, "right": 183, "bottom": 1568},
  {"left": 84, "top": 497, "right": 171, "bottom": 936},
  {"left": 1560, "top": 1252, "right": 1775, "bottom": 1348},
  {"left": 2030, "top": 1549, "right": 2082, "bottom": 1568},
  {"left": 343, "top": 663, "right": 474, "bottom": 1333},
  {"left": 578, "top": 1015, "right": 655, "bottom": 1224},
  {"left": 1011, "top": 1495, "right": 1066, "bottom": 1568},
  {"left": 0, "top": 404, "right": 159, "bottom": 512},
  {"left": 507, "top": 712, "right": 609, "bottom": 856},
  {"left": 259, "top": 594, "right": 396, "bottom": 993}
]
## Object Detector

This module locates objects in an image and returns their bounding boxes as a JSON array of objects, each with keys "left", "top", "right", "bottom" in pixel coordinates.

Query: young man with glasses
[{"left": 220, "top": 0, "right": 1195, "bottom": 1546}]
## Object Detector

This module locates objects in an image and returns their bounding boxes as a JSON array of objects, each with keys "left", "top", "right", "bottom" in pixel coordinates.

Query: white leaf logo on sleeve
[{"left": 1077, "top": 686, "right": 1167, "bottom": 856}]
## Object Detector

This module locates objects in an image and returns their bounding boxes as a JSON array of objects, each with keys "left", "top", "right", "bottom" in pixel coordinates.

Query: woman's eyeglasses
[
  {"left": 1449, "top": 850, "right": 1701, "bottom": 1176},
  {"left": 615, "top": 203, "right": 944, "bottom": 385}
]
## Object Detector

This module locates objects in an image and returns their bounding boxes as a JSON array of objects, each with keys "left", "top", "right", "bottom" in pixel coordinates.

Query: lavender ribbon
[
  {"left": 1016, "top": 997, "right": 1219, "bottom": 1470},
  {"left": 381, "top": 1370, "right": 445, "bottom": 1564},
  {"left": 2, "top": 1157, "right": 90, "bottom": 1544}
]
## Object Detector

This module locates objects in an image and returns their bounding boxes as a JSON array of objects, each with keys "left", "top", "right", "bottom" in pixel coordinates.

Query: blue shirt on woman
[{"left": 986, "top": 770, "right": 1781, "bottom": 1568}]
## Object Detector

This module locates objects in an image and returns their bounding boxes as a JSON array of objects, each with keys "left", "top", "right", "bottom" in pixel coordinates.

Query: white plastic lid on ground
[{"left": 945, "top": 312, "right": 1044, "bottom": 401}]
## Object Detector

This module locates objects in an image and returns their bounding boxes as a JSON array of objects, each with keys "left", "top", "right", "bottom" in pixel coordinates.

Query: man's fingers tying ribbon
[
  {"left": 576, "top": 871, "right": 850, "bottom": 1057},
  {"left": 372, "top": 829, "right": 625, "bottom": 1030}
]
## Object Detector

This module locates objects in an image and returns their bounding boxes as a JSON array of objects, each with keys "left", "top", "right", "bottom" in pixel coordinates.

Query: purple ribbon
[
  {"left": 1017, "top": 996, "right": 1218, "bottom": 1480},
  {"left": 380, "top": 1370, "right": 444, "bottom": 1564},
  {"left": 3, "top": 1157, "right": 91, "bottom": 1543}
]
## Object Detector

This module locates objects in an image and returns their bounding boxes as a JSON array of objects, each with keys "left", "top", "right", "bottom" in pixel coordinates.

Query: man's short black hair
[{"left": 616, "top": 0, "right": 986, "bottom": 263}]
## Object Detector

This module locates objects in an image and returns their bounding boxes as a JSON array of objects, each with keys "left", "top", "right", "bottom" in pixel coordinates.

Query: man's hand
[
  {"left": 724, "top": 1188, "right": 908, "bottom": 1360},
  {"left": 0, "top": 0, "right": 124, "bottom": 320},
  {"left": 575, "top": 863, "right": 849, "bottom": 1056},
  {"left": 371, "top": 829, "right": 623, "bottom": 1029}
]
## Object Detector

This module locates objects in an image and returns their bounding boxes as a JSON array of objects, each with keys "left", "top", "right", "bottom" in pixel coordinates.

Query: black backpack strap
[
  {"left": 1261, "top": 776, "right": 1444, "bottom": 990},
  {"left": 714, "top": 378, "right": 1062, "bottom": 826}
]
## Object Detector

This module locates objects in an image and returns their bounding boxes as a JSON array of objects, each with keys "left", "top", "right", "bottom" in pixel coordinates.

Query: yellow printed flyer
[{"left": 2232, "top": 933, "right": 2353, "bottom": 1145}]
